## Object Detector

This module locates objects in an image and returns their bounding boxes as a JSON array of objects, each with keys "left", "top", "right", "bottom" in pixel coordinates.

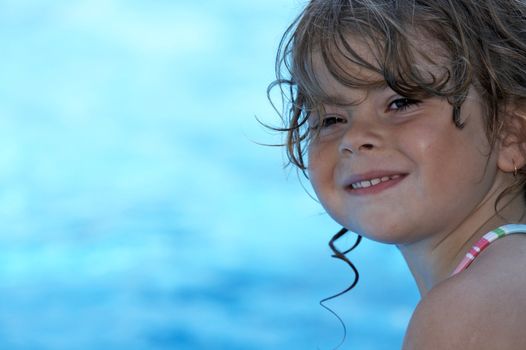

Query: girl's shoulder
[{"left": 403, "top": 234, "right": 526, "bottom": 350}]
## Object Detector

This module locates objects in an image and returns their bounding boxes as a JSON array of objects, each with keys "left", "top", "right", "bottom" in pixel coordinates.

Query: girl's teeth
[
  {"left": 361, "top": 180, "right": 372, "bottom": 188},
  {"left": 351, "top": 175, "right": 402, "bottom": 189}
]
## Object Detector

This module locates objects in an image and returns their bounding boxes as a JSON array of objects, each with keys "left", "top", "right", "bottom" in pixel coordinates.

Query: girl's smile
[{"left": 343, "top": 171, "right": 408, "bottom": 196}]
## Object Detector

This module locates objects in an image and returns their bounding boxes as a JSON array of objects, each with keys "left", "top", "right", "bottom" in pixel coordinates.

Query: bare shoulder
[{"left": 403, "top": 234, "right": 526, "bottom": 350}]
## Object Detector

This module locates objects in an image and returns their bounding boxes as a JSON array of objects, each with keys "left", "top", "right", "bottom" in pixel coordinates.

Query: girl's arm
[{"left": 403, "top": 235, "right": 526, "bottom": 349}]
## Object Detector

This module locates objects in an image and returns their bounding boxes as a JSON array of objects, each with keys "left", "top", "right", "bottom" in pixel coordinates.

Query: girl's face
[{"left": 307, "top": 45, "right": 501, "bottom": 244}]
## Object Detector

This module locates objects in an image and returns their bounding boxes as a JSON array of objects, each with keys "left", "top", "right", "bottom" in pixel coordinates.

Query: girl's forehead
[
  {"left": 309, "top": 40, "right": 384, "bottom": 103},
  {"left": 310, "top": 60, "right": 380, "bottom": 105},
  {"left": 311, "top": 36, "right": 381, "bottom": 80},
  {"left": 307, "top": 33, "right": 450, "bottom": 103}
]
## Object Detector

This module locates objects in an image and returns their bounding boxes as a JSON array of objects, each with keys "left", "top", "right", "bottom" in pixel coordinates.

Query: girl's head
[
  {"left": 270, "top": 0, "right": 526, "bottom": 241},
  {"left": 273, "top": 0, "right": 526, "bottom": 166}
]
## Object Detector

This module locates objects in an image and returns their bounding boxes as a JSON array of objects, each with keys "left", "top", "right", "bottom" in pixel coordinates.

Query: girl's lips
[{"left": 345, "top": 173, "right": 408, "bottom": 196}]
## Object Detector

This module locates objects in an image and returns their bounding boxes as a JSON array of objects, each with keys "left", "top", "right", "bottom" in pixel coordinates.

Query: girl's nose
[
  {"left": 339, "top": 142, "right": 375, "bottom": 154},
  {"left": 338, "top": 121, "right": 381, "bottom": 156}
]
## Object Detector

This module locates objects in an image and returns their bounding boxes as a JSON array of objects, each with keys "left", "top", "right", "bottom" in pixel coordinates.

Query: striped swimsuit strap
[{"left": 451, "top": 224, "right": 526, "bottom": 277}]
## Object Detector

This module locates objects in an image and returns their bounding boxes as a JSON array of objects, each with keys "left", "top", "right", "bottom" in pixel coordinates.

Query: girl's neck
[{"left": 397, "top": 175, "right": 526, "bottom": 296}]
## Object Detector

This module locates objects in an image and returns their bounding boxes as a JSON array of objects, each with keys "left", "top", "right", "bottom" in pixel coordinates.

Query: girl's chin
[{"left": 342, "top": 224, "right": 410, "bottom": 244}]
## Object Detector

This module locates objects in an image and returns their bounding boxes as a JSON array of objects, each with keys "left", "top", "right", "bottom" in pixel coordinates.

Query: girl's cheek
[
  {"left": 307, "top": 144, "right": 324, "bottom": 171},
  {"left": 307, "top": 147, "right": 321, "bottom": 175},
  {"left": 307, "top": 149, "right": 332, "bottom": 191}
]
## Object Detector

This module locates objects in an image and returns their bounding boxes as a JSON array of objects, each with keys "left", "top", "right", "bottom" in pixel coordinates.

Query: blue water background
[{"left": 0, "top": 1, "right": 419, "bottom": 349}]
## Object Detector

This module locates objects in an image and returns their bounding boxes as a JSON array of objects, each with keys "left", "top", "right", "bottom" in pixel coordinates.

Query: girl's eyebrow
[
  {"left": 368, "top": 80, "right": 390, "bottom": 90},
  {"left": 322, "top": 80, "right": 390, "bottom": 107}
]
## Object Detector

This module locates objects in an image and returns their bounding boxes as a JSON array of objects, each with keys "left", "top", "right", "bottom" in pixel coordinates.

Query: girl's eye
[
  {"left": 388, "top": 97, "right": 421, "bottom": 112},
  {"left": 321, "top": 116, "right": 346, "bottom": 128}
]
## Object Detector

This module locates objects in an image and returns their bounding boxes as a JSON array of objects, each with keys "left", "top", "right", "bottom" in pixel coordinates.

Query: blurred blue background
[{"left": 0, "top": 1, "right": 419, "bottom": 349}]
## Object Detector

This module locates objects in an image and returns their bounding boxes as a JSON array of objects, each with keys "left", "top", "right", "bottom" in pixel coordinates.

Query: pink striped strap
[{"left": 451, "top": 224, "right": 526, "bottom": 276}]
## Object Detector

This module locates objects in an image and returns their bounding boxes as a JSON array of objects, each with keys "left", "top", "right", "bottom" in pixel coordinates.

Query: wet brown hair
[{"left": 269, "top": 0, "right": 526, "bottom": 173}]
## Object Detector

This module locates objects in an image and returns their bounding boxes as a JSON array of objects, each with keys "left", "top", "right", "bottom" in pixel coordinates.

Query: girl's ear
[{"left": 497, "top": 104, "right": 526, "bottom": 173}]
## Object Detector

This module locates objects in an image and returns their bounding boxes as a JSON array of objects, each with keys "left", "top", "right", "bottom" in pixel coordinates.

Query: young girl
[{"left": 270, "top": 0, "right": 526, "bottom": 348}]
